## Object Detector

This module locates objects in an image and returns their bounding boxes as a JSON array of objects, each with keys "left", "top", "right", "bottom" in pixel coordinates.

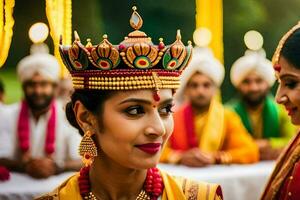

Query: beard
[
  {"left": 25, "top": 92, "right": 54, "bottom": 111},
  {"left": 190, "top": 95, "right": 211, "bottom": 111},
  {"left": 241, "top": 91, "right": 268, "bottom": 108}
]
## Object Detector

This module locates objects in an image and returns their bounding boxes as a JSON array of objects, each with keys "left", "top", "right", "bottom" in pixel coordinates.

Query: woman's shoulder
[
  {"left": 160, "top": 170, "right": 223, "bottom": 200},
  {"left": 35, "top": 173, "right": 80, "bottom": 200}
]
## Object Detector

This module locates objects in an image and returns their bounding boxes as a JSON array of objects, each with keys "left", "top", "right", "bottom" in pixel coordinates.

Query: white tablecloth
[
  {"left": 0, "top": 161, "right": 275, "bottom": 200},
  {"left": 158, "top": 161, "right": 275, "bottom": 200},
  {"left": 0, "top": 172, "right": 74, "bottom": 200}
]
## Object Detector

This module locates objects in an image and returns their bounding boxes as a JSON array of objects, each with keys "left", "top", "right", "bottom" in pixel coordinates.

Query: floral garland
[
  {"left": 0, "top": 0, "right": 15, "bottom": 68},
  {"left": 45, "top": 0, "right": 72, "bottom": 78}
]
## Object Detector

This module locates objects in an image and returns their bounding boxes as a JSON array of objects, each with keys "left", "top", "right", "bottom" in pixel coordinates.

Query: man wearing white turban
[
  {"left": 0, "top": 51, "right": 82, "bottom": 179},
  {"left": 228, "top": 50, "right": 296, "bottom": 160},
  {"left": 161, "top": 48, "right": 259, "bottom": 166}
]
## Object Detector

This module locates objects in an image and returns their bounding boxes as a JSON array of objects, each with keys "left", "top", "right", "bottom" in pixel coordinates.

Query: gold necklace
[{"left": 85, "top": 189, "right": 151, "bottom": 200}]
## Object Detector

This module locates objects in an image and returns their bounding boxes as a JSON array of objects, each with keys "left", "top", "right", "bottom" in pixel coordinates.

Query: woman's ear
[{"left": 73, "top": 100, "right": 98, "bottom": 132}]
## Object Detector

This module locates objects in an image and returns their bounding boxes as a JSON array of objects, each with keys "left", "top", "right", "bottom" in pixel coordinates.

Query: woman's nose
[
  {"left": 275, "top": 86, "right": 287, "bottom": 104},
  {"left": 144, "top": 112, "right": 166, "bottom": 137}
]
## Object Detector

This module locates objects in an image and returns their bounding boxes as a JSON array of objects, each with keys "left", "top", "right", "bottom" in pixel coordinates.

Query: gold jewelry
[
  {"left": 87, "top": 189, "right": 151, "bottom": 200},
  {"left": 272, "top": 21, "right": 300, "bottom": 65},
  {"left": 59, "top": 6, "right": 193, "bottom": 91},
  {"left": 79, "top": 130, "right": 98, "bottom": 166}
]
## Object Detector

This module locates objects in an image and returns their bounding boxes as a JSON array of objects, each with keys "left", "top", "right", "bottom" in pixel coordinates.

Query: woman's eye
[
  {"left": 285, "top": 81, "right": 297, "bottom": 89},
  {"left": 125, "top": 106, "right": 145, "bottom": 116},
  {"left": 159, "top": 104, "right": 174, "bottom": 116}
]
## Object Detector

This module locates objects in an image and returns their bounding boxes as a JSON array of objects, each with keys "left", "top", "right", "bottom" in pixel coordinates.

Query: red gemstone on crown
[
  {"left": 84, "top": 154, "right": 91, "bottom": 159},
  {"left": 170, "top": 62, "right": 176, "bottom": 67},
  {"left": 75, "top": 62, "right": 82, "bottom": 67},
  {"left": 158, "top": 43, "right": 165, "bottom": 50},
  {"left": 139, "top": 60, "right": 147, "bottom": 65},
  {"left": 119, "top": 44, "right": 126, "bottom": 51},
  {"left": 100, "top": 61, "right": 108, "bottom": 67}
]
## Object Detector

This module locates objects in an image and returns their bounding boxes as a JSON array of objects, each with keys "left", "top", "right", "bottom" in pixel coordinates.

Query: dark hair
[
  {"left": 65, "top": 90, "right": 115, "bottom": 136},
  {"left": 281, "top": 28, "right": 300, "bottom": 69},
  {"left": 0, "top": 79, "right": 4, "bottom": 93}
]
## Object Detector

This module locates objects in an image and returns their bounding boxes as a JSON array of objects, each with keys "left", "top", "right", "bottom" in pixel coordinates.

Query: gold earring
[{"left": 79, "top": 130, "right": 98, "bottom": 166}]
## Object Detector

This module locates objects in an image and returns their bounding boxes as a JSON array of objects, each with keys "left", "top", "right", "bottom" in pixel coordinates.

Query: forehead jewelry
[
  {"left": 274, "top": 64, "right": 281, "bottom": 72},
  {"left": 152, "top": 72, "right": 162, "bottom": 102}
]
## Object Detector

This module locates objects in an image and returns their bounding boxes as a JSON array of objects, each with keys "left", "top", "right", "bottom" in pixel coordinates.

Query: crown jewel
[{"left": 59, "top": 6, "right": 193, "bottom": 90}]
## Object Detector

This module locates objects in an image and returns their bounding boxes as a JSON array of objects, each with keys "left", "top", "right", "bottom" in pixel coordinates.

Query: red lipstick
[
  {"left": 285, "top": 107, "right": 297, "bottom": 116},
  {"left": 135, "top": 143, "right": 161, "bottom": 155}
]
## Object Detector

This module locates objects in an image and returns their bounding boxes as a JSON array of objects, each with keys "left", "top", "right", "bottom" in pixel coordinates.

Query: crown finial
[
  {"left": 176, "top": 30, "right": 182, "bottom": 40},
  {"left": 86, "top": 38, "right": 93, "bottom": 48},
  {"left": 130, "top": 6, "right": 143, "bottom": 30},
  {"left": 74, "top": 31, "right": 80, "bottom": 41}
]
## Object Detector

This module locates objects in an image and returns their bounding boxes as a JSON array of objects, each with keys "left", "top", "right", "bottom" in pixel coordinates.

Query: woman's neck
[{"left": 89, "top": 155, "right": 147, "bottom": 200}]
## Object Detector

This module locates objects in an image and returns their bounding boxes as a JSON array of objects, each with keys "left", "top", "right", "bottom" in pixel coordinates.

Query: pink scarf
[{"left": 17, "top": 100, "right": 57, "bottom": 155}]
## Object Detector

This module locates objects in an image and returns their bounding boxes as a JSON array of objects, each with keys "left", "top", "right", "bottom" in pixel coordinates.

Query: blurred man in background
[
  {"left": 160, "top": 48, "right": 259, "bottom": 166},
  {"left": 228, "top": 50, "right": 297, "bottom": 160},
  {"left": 0, "top": 51, "right": 82, "bottom": 179}
]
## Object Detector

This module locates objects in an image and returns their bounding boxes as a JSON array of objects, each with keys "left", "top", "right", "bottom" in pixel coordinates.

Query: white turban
[
  {"left": 17, "top": 53, "right": 60, "bottom": 83},
  {"left": 175, "top": 47, "right": 224, "bottom": 103},
  {"left": 230, "top": 50, "right": 275, "bottom": 87}
]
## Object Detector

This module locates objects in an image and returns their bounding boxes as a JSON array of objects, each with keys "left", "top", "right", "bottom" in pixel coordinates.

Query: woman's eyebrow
[
  {"left": 119, "top": 98, "right": 152, "bottom": 105},
  {"left": 118, "top": 98, "right": 173, "bottom": 106},
  {"left": 279, "top": 74, "right": 298, "bottom": 80}
]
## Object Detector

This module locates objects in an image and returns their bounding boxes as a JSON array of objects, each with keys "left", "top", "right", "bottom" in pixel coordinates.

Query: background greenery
[{"left": 1, "top": 0, "right": 299, "bottom": 103}]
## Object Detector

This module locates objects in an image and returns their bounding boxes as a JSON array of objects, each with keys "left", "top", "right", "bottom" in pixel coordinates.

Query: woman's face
[
  {"left": 276, "top": 56, "right": 300, "bottom": 125},
  {"left": 96, "top": 89, "right": 174, "bottom": 169}
]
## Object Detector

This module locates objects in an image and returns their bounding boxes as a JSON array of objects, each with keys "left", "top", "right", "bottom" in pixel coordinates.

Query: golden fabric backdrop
[
  {"left": 0, "top": 0, "right": 15, "bottom": 68},
  {"left": 195, "top": 0, "right": 223, "bottom": 63},
  {"left": 46, "top": 0, "right": 72, "bottom": 77}
]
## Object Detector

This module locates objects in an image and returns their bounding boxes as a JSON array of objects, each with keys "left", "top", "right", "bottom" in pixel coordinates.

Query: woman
[
  {"left": 261, "top": 21, "right": 300, "bottom": 200},
  {"left": 37, "top": 7, "right": 223, "bottom": 200}
]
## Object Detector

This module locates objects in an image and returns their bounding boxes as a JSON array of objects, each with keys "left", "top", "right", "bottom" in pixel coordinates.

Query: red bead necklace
[{"left": 78, "top": 166, "right": 164, "bottom": 200}]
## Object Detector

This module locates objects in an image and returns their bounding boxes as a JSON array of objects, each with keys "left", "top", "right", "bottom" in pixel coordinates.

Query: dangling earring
[{"left": 79, "top": 130, "right": 98, "bottom": 166}]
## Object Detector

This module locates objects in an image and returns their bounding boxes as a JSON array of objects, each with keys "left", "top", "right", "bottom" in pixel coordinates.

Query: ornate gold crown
[{"left": 59, "top": 6, "right": 193, "bottom": 90}]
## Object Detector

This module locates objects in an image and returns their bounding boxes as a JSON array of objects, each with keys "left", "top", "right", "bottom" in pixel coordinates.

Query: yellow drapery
[
  {"left": 45, "top": 0, "right": 72, "bottom": 77},
  {"left": 195, "top": 0, "right": 223, "bottom": 63},
  {"left": 0, "top": 0, "right": 15, "bottom": 68}
]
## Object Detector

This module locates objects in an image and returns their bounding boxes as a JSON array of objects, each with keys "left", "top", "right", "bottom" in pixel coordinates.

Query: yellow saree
[{"left": 36, "top": 170, "right": 222, "bottom": 200}]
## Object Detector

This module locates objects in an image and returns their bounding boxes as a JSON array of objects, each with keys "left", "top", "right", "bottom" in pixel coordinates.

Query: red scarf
[
  {"left": 17, "top": 100, "right": 57, "bottom": 155},
  {"left": 183, "top": 104, "right": 199, "bottom": 148}
]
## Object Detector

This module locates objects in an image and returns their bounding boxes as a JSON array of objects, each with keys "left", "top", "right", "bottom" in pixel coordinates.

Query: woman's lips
[
  {"left": 135, "top": 143, "right": 161, "bottom": 155},
  {"left": 286, "top": 107, "right": 297, "bottom": 116}
]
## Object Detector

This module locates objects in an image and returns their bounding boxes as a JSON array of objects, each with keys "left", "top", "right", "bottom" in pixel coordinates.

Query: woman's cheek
[{"left": 165, "top": 117, "right": 174, "bottom": 139}]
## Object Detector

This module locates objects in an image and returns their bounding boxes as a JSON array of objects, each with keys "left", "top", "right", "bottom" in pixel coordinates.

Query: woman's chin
[
  {"left": 291, "top": 115, "right": 300, "bottom": 125},
  {"left": 133, "top": 158, "right": 159, "bottom": 169}
]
